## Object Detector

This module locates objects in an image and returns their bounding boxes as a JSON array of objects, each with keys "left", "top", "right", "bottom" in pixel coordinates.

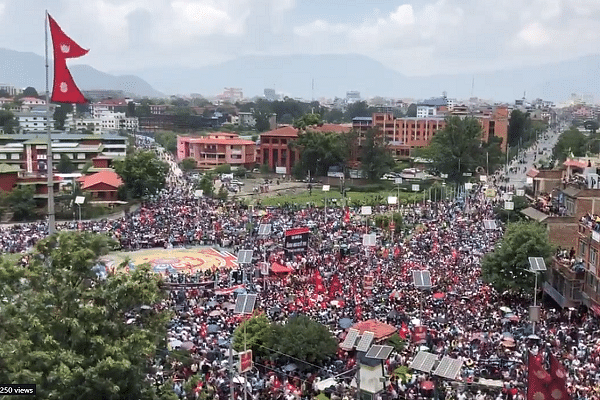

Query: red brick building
[
  {"left": 177, "top": 133, "right": 256, "bottom": 170},
  {"left": 257, "top": 124, "right": 352, "bottom": 174},
  {"left": 77, "top": 170, "right": 123, "bottom": 202}
]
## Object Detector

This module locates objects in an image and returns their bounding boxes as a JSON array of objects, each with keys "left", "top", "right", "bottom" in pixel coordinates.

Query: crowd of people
[{"left": 0, "top": 138, "right": 599, "bottom": 399}]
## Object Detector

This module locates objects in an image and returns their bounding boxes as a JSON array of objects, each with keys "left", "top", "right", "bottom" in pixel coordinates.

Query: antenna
[
  {"left": 471, "top": 75, "right": 475, "bottom": 98},
  {"left": 311, "top": 78, "right": 315, "bottom": 102}
]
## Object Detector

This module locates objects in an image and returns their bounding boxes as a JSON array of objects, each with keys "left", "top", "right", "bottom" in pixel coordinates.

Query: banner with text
[{"left": 284, "top": 227, "right": 310, "bottom": 255}]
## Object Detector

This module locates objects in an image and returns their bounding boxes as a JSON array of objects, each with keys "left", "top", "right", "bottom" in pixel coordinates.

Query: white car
[{"left": 231, "top": 179, "right": 245, "bottom": 186}]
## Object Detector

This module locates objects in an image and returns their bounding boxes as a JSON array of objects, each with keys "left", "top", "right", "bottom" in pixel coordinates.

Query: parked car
[{"left": 231, "top": 179, "right": 245, "bottom": 186}]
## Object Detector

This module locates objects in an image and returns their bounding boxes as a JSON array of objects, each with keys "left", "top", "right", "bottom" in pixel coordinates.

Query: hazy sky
[{"left": 1, "top": 0, "right": 600, "bottom": 76}]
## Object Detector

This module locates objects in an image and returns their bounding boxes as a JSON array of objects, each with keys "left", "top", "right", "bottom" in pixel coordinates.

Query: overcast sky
[{"left": 1, "top": 0, "right": 600, "bottom": 76}]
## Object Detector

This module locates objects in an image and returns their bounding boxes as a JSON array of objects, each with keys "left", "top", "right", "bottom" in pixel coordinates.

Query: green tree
[
  {"left": 507, "top": 110, "right": 532, "bottom": 148},
  {"left": 214, "top": 164, "right": 232, "bottom": 174},
  {"left": 232, "top": 314, "right": 273, "bottom": 358},
  {"left": 292, "top": 131, "right": 346, "bottom": 177},
  {"left": 53, "top": 103, "right": 73, "bottom": 130},
  {"left": 420, "top": 116, "right": 490, "bottom": 183},
  {"left": 197, "top": 175, "right": 214, "bottom": 197},
  {"left": 553, "top": 127, "right": 586, "bottom": 161},
  {"left": 233, "top": 167, "right": 247, "bottom": 178},
  {"left": 114, "top": 151, "right": 169, "bottom": 199},
  {"left": 0, "top": 231, "right": 176, "bottom": 400},
  {"left": 293, "top": 113, "right": 323, "bottom": 130},
  {"left": 253, "top": 109, "right": 272, "bottom": 132},
  {"left": 495, "top": 196, "right": 529, "bottom": 223},
  {"left": 481, "top": 221, "right": 553, "bottom": 293},
  {"left": 136, "top": 100, "right": 152, "bottom": 117},
  {"left": 584, "top": 120, "right": 600, "bottom": 134},
  {"left": 269, "top": 315, "right": 337, "bottom": 366},
  {"left": 406, "top": 103, "right": 417, "bottom": 117},
  {"left": 344, "top": 101, "right": 374, "bottom": 121},
  {"left": 360, "top": 128, "right": 394, "bottom": 181},
  {"left": 4, "top": 185, "right": 37, "bottom": 220},
  {"left": 21, "top": 86, "right": 39, "bottom": 97},
  {"left": 154, "top": 131, "right": 178, "bottom": 153},
  {"left": 323, "top": 108, "right": 345, "bottom": 123},
  {"left": 57, "top": 154, "right": 77, "bottom": 173},
  {"left": 126, "top": 101, "right": 136, "bottom": 117},
  {"left": 217, "top": 185, "right": 228, "bottom": 200},
  {"left": 0, "top": 109, "right": 19, "bottom": 133},
  {"left": 180, "top": 157, "right": 197, "bottom": 171}
]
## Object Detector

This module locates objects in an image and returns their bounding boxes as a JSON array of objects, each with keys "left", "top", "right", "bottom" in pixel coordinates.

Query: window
[
  {"left": 590, "top": 247, "right": 597, "bottom": 270},
  {"left": 0, "top": 154, "right": 6, "bottom": 160},
  {"left": 54, "top": 154, "right": 60, "bottom": 160},
  {"left": 10, "top": 153, "right": 19, "bottom": 160},
  {"left": 77, "top": 153, "right": 86, "bottom": 160}
]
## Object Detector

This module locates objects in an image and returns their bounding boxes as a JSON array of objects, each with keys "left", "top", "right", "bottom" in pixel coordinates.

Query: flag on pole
[
  {"left": 527, "top": 352, "right": 551, "bottom": 400},
  {"left": 48, "top": 13, "right": 88, "bottom": 103},
  {"left": 548, "top": 353, "right": 571, "bottom": 400}
]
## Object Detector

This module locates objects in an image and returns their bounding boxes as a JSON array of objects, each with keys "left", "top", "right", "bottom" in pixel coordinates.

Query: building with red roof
[
  {"left": 77, "top": 170, "right": 123, "bottom": 202},
  {"left": 177, "top": 133, "right": 256, "bottom": 170},
  {"left": 350, "top": 319, "right": 397, "bottom": 342},
  {"left": 257, "top": 124, "right": 352, "bottom": 174}
]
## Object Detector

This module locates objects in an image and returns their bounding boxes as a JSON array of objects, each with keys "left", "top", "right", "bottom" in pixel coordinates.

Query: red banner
[
  {"left": 239, "top": 350, "right": 253, "bottom": 373},
  {"left": 413, "top": 326, "right": 427, "bottom": 344}
]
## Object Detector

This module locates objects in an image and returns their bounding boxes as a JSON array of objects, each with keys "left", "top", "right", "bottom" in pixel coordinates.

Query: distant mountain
[
  {"left": 134, "top": 53, "right": 600, "bottom": 103},
  {"left": 0, "top": 48, "right": 163, "bottom": 98}
]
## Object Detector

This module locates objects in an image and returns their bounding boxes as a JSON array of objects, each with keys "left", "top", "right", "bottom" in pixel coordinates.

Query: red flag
[
  {"left": 548, "top": 353, "right": 571, "bottom": 400},
  {"left": 344, "top": 207, "right": 350, "bottom": 223},
  {"left": 399, "top": 321, "right": 409, "bottom": 339},
  {"left": 48, "top": 13, "right": 88, "bottom": 103},
  {"left": 527, "top": 352, "right": 551, "bottom": 400}
]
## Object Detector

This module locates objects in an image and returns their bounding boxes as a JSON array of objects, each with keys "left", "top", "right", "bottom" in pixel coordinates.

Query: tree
[
  {"left": 344, "top": 101, "right": 374, "bottom": 121},
  {"left": 232, "top": 314, "right": 273, "bottom": 358},
  {"left": 54, "top": 103, "right": 73, "bottom": 130},
  {"left": 3, "top": 186, "right": 37, "bottom": 221},
  {"left": 360, "top": 128, "right": 394, "bottom": 181},
  {"left": 197, "top": 175, "right": 214, "bottom": 197},
  {"left": 180, "top": 157, "right": 197, "bottom": 171},
  {"left": 214, "top": 164, "right": 232, "bottom": 174},
  {"left": 126, "top": 101, "right": 136, "bottom": 117},
  {"left": 293, "top": 113, "right": 323, "bottom": 130},
  {"left": 114, "top": 151, "right": 169, "bottom": 199},
  {"left": 0, "top": 109, "right": 19, "bottom": 134},
  {"left": 0, "top": 231, "right": 176, "bottom": 400},
  {"left": 57, "top": 153, "right": 76, "bottom": 173},
  {"left": 553, "top": 127, "right": 586, "bottom": 161},
  {"left": 419, "top": 116, "right": 491, "bottom": 183},
  {"left": 268, "top": 315, "right": 337, "bottom": 366},
  {"left": 154, "top": 131, "right": 178, "bottom": 153},
  {"left": 21, "top": 86, "right": 39, "bottom": 97},
  {"left": 216, "top": 185, "right": 228, "bottom": 200},
  {"left": 406, "top": 103, "right": 417, "bottom": 118},
  {"left": 481, "top": 221, "right": 553, "bottom": 293},
  {"left": 253, "top": 109, "right": 272, "bottom": 132},
  {"left": 494, "top": 196, "right": 528, "bottom": 223},
  {"left": 292, "top": 131, "right": 346, "bottom": 177}
]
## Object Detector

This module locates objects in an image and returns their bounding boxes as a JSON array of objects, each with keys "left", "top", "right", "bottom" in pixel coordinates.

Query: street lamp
[
  {"left": 528, "top": 257, "right": 547, "bottom": 336},
  {"left": 74, "top": 196, "right": 85, "bottom": 222}
]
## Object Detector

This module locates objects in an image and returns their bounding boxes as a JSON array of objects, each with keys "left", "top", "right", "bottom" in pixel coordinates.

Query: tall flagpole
[{"left": 45, "top": 10, "right": 56, "bottom": 235}]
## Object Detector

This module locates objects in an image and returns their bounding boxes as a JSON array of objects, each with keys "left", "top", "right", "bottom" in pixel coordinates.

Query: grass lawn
[{"left": 257, "top": 188, "right": 427, "bottom": 207}]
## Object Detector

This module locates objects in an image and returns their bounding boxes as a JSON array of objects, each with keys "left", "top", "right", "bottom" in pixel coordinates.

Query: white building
[
  {"left": 15, "top": 108, "right": 54, "bottom": 133},
  {"left": 65, "top": 114, "right": 102, "bottom": 134}
]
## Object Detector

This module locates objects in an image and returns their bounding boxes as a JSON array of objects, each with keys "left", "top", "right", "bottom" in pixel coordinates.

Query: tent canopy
[{"left": 271, "top": 262, "right": 293, "bottom": 274}]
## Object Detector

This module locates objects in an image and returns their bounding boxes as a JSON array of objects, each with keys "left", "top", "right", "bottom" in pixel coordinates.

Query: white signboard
[
  {"left": 464, "top": 183, "right": 473, "bottom": 190},
  {"left": 194, "top": 190, "right": 204, "bottom": 198},
  {"left": 503, "top": 193, "right": 513, "bottom": 201},
  {"left": 504, "top": 201, "right": 514, "bottom": 211},
  {"left": 440, "top": 174, "right": 448, "bottom": 179},
  {"left": 74, "top": 196, "right": 85, "bottom": 205},
  {"left": 394, "top": 177, "right": 403, "bottom": 184},
  {"left": 516, "top": 189, "right": 525, "bottom": 197},
  {"left": 479, "top": 175, "right": 488, "bottom": 182},
  {"left": 526, "top": 177, "right": 534, "bottom": 184},
  {"left": 387, "top": 196, "right": 398, "bottom": 205},
  {"left": 361, "top": 206, "right": 372, "bottom": 215},
  {"left": 362, "top": 233, "right": 377, "bottom": 247},
  {"left": 322, "top": 185, "right": 330, "bottom": 192},
  {"left": 411, "top": 184, "right": 420, "bottom": 192},
  {"left": 327, "top": 171, "right": 344, "bottom": 178},
  {"left": 593, "top": 231, "right": 600, "bottom": 243},
  {"left": 275, "top": 167, "right": 287, "bottom": 174}
]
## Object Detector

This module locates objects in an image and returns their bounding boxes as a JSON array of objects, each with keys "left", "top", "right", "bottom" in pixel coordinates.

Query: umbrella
[
  {"left": 207, "top": 324, "right": 220, "bottom": 333},
  {"left": 283, "top": 363, "right": 298, "bottom": 372},
  {"left": 339, "top": 318, "right": 353, "bottom": 329},
  {"left": 269, "top": 306, "right": 282, "bottom": 314},
  {"left": 169, "top": 339, "right": 182, "bottom": 348},
  {"left": 432, "top": 292, "right": 445, "bottom": 300},
  {"left": 209, "top": 309, "right": 223, "bottom": 317},
  {"left": 387, "top": 309, "right": 399, "bottom": 319},
  {"left": 502, "top": 332, "right": 514, "bottom": 339},
  {"left": 181, "top": 341, "right": 195, "bottom": 351},
  {"left": 500, "top": 306, "right": 512, "bottom": 313},
  {"left": 206, "top": 301, "right": 218, "bottom": 308},
  {"left": 330, "top": 300, "right": 340, "bottom": 307},
  {"left": 436, "top": 315, "right": 447, "bottom": 324},
  {"left": 233, "top": 376, "right": 246, "bottom": 384},
  {"left": 222, "top": 302, "right": 235, "bottom": 310},
  {"left": 502, "top": 340, "right": 516, "bottom": 347},
  {"left": 528, "top": 334, "right": 541, "bottom": 340},
  {"left": 509, "top": 315, "right": 520, "bottom": 322},
  {"left": 234, "top": 287, "right": 246, "bottom": 294},
  {"left": 421, "top": 381, "right": 435, "bottom": 391}
]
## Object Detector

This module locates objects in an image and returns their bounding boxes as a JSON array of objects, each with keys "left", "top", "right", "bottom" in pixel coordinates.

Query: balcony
[{"left": 552, "top": 256, "right": 586, "bottom": 281}]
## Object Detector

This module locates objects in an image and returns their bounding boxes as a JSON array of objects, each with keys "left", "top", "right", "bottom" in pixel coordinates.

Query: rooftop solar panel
[
  {"left": 413, "top": 270, "right": 432, "bottom": 289},
  {"left": 258, "top": 224, "right": 272, "bottom": 235},
  {"left": 355, "top": 331, "right": 375, "bottom": 352},
  {"left": 234, "top": 293, "right": 258, "bottom": 315},
  {"left": 433, "top": 356, "right": 463, "bottom": 380},
  {"left": 362, "top": 233, "right": 377, "bottom": 247},
  {"left": 365, "top": 345, "right": 394, "bottom": 360},
  {"left": 410, "top": 351, "right": 439, "bottom": 373},
  {"left": 483, "top": 220, "right": 497, "bottom": 230},
  {"left": 237, "top": 250, "right": 254, "bottom": 265},
  {"left": 340, "top": 328, "right": 359, "bottom": 351},
  {"left": 528, "top": 257, "right": 547, "bottom": 272}
]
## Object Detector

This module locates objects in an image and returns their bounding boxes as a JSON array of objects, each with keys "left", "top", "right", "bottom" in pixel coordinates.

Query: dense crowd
[{"left": 0, "top": 137, "right": 599, "bottom": 399}]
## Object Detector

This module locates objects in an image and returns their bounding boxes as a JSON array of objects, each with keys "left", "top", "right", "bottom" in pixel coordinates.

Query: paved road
[{"left": 504, "top": 123, "right": 565, "bottom": 190}]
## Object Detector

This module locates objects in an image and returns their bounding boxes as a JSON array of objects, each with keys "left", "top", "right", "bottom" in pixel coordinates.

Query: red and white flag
[
  {"left": 527, "top": 352, "right": 551, "bottom": 400},
  {"left": 48, "top": 13, "right": 88, "bottom": 103},
  {"left": 548, "top": 353, "right": 571, "bottom": 400}
]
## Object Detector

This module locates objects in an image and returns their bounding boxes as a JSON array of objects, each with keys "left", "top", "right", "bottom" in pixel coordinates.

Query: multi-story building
[
  {"left": 65, "top": 115, "right": 102, "bottom": 134},
  {"left": 346, "top": 91, "right": 361, "bottom": 104},
  {"left": 90, "top": 99, "right": 129, "bottom": 119},
  {"left": 15, "top": 107, "right": 55, "bottom": 133},
  {"left": 149, "top": 104, "right": 169, "bottom": 115},
  {"left": 177, "top": 133, "right": 256, "bottom": 170},
  {"left": 0, "top": 84, "right": 18, "bottom": 96},
  {"left": 416, "top": 97, "right": 447, "bottom": 118},
  {"left": 258, "top": 124, "right": 352, "bottom": 174}
]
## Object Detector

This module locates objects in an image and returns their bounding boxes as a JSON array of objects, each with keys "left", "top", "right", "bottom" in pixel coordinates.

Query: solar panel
[
  {"left": 410, "top": 351, "right": 439, "bottom": 373},
  {"left": 362, "top": 233, "right": 377, "bottom": 247},
  {"left": 483, "top": 220, "right": 497, "bottom": 230},
  {"left": 433, "top": 356, "right": 464, "bottom": 380},
  {"left": 234, "top": 293, "right": 258, "bottom": 315},
  {"left": 528, "top": 257, "right": 547, "bottom": 272},
  {"left": 258, "top": 224, "right": 272, "bottom": 236},
  {"left": 412, "top": 270, "right": 432, "bottom": 289},
  {"left": 340, "top": 328, "right": 360, "bottom": 351},
  {"left": 365, "top": 345, "right": 394, "bottom": 360},
  {"left": 237, "top": 250, "right": 254, "bottom": 265},
  {"left": 355, "top": 331, "right": 375, "bottom": 352}
]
